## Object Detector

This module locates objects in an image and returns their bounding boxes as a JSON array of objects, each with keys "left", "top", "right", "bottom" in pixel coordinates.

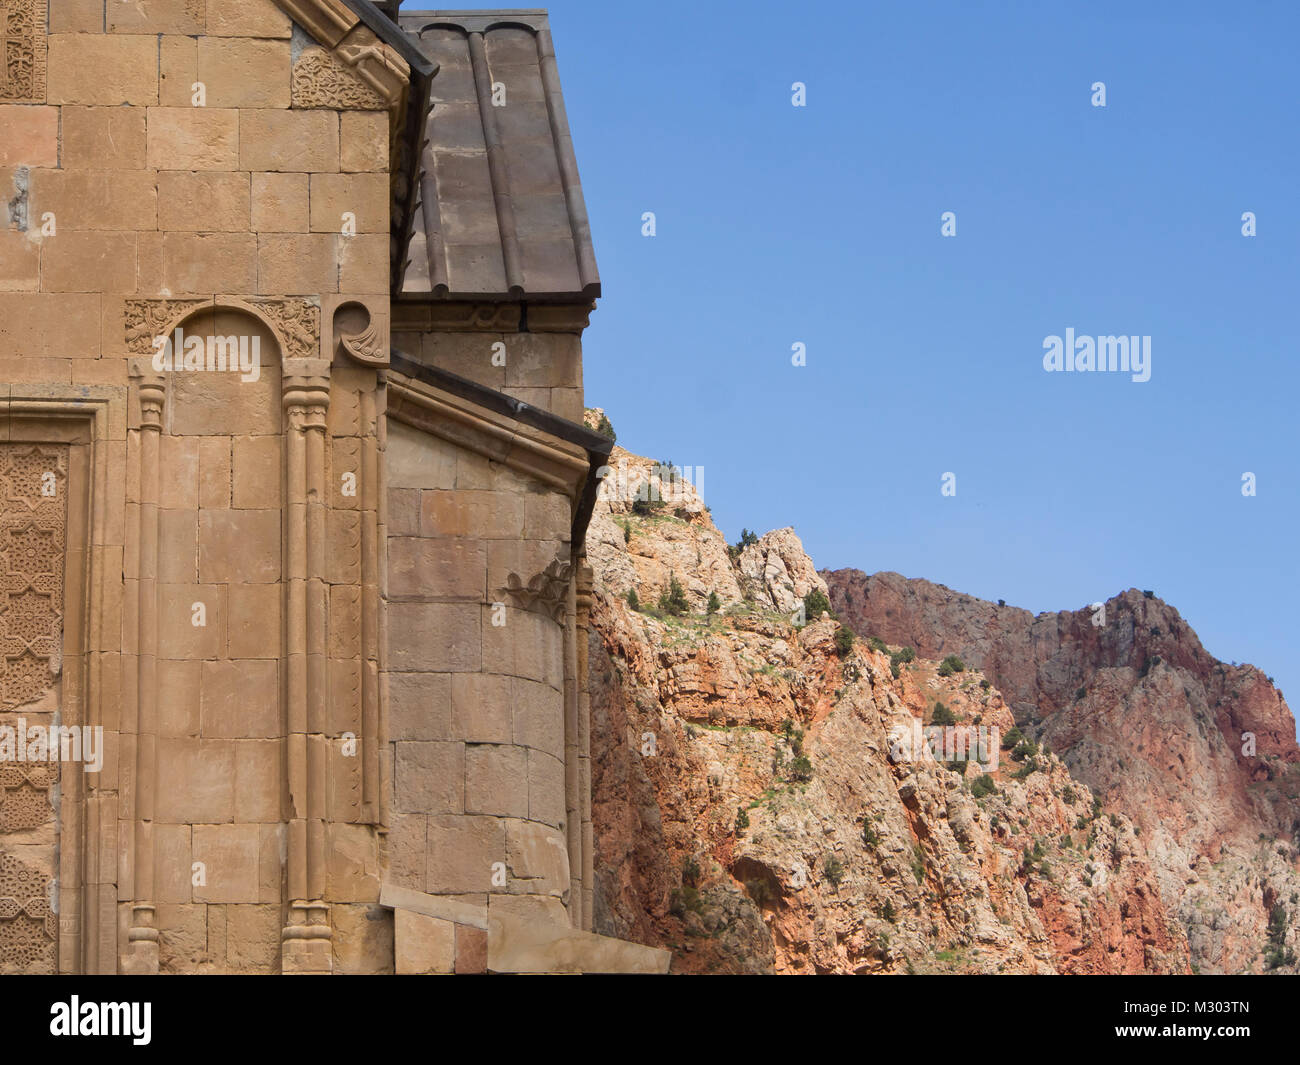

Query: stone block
[
  {"left": 464, "top": 743, "right": 529, "bottom": 818},
  {"left": 197, "top": 436, "right": 231, "bottom": 508},
  {"left": 50, "top": 0, "right": 104, "bottom": 33},
  {"left": 158, "top": 435, "right": 199, "bottom": 509},
  {"left": 147, "top": 107, "right": 239, "bottom": 170},
  {"left": 395, "top": 910, "right": 455, "bottom": 974},
  {"left": 338, "top": 233, "right": 388, "bottom": 292},
  {"left": 233, "top": 740, "right": 280, "bottom": 822},
  {"left": 201, "top": 659, "right": 279, "bottom": 738},
  {"left": 395, "top": 740, "right": 464, "bottom": 815},
  {"left": 386, "top": 422, "right": 455, "bottom": 489},
  {"left": 33, "top": 162, "right": 161, "bottom": 228},
  {"left": 387, "top": 602, "right": 481, "bottom": 673},
  {"left": 450, "top": 672, "right": 512, "bottom": 745},
  {"left": 0, "top": 231, "right": 39, "bottom": 292},
  {"left": 341, "top": 111, "right": 388, "bottom": 172},
  {"left": 425, "top": 815, "right": 505, "bottom": 895},
  {"left": 157, "top": 583, "right": 223, "bottom": 658},
  {"left": 386, "top": 671, "right": 453, "bottom": 742},
  {"left": 156, "top": 738, "right": 235, "bottom": 823},
  {"left": 206, "top": 0, "right": 293, "bottom": 37},
  {"left": 257, "top": 233, "right": 338, "bottom": 295},
  {"left": 156, "top": 508, "right": 197, "bottom": 583},
  {"left": 511, "top": 677, "right": 564, "bottom": 759},
  {"left": 310, "top": 173, "right": 389, "bottom": 233},
  {"left": 528, "top": 749, "right": 566, "bottom": 829},
  {"left": 331, "top": 903, "right": 393, "bottom": 975},
  {"left": 325, "top": 824, "right": 380, "bottom": 902},
  {"left": 388, "top": 536, "right": 486, "bottom": 600},
  {"left": 386, "top": 488, "right": 419, "bottom": 535},
  {"left": 159, "top": 232, "right": 258, "bottom": 293},
  {"left": 192, "top": 824, "right": 262, "bottom": 904},
  {"left": 107, "top": 0, "right": 205, "bottom": 34},
  {"left": 157, "top": 658, "right": 201, "bottom": 737},
  {"left": 455, "top": 923, "right": 488, "bottom": 974},
  {"left": 225, "top": 904, "right": 280, "bottom": 972},
  {"left": 0, "top": 107, "right": 59, "bottom": 167},
  {"left": 227, "top": 583, "right": 280, "bottom": 658},
  {"left": 41, "top": 232, "right": 137, "bottom": 293},
  {"left": 198, "top": 509, "right": 281, "bottom": 583},
  {"left": 231, "top": 434, "right": 280, "bottom": 508},
  {"left": 48, "top": 34, "right": 159, "bottom": 105},
  {"left": 153, "top": 823, "right": 193, "bottom": 903},
  {"left": 420, "top": 489, "right": 524, "bottom": 540},
  {"left": 505, "top": 818, "right": 569, "bottom": 894},
  {"left": 240, "top": 109, "right": 339, "bottom": 173},
  {"left": 158, "top": 172, "right": 251, "bottom": 232},
  {"left": 251, "top": 173, "right": 309, "bottom": 232}
]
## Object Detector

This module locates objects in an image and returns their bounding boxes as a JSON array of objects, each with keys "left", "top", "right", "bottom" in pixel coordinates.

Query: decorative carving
[
  {"left": 0, "top": 442, "right": 64, "bottom": 975},
  {"left": 501, "top": 557, "right": 572, "bottom": 623},
  {"left": 0, "top": 445, "right": 66, "bottom": 712},
  {"left": 428, "top": 302, "right": 522, "bottom": 332},
  {"left": 292, "top": 47, "right": 386, "bottom": 110},
  {"left": 0, "top": 0, "right": 46, "bottom": 104},
  {"left": 245, "top": 298, "right": 321, "bottom": 363},
  {"left": 123, "top": 299, "right": 209, "bottom": 355},
  {"left": 339, "top": 318, "right": 389, "bottom": 368},
  {"left": 0, "top": 852, "right": 54, "bottom": 973},
  {"left": 282, "top": 358, "right": 332, "bottom": 431}
]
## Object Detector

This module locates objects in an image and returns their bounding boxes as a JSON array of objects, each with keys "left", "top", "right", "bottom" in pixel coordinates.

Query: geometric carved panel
[
  {"left": 0, "top": 445, "right": 66, "bottom": 712},
  {"left": 0, "top": 443, "right": 65, "bottom": 974},
  {"left": 0, "top": 0, "right": 47, "bottom": 104}
]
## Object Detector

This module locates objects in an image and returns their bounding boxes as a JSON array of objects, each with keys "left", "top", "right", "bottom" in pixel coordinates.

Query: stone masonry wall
[
  {"left": 0, "top": 0, "right": 395, "bottom": 973},
  {"left": 382, "top": 417, "right": 576, "bottom": 971}
]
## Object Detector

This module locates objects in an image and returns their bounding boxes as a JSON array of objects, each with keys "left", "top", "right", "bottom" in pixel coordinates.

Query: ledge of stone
[{"left": 379, "top": 883, "right": 671, "bottom": 975}]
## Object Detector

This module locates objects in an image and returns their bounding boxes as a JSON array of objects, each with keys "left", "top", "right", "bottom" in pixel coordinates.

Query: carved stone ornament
[
  {"left": 242, "top": 298, "right": 321, "bottom": 362},
  {"left": 501, "top": 557, "right": 572, "bottom": 623},
  {"left": 340, "top": 319, "right": 389, "bottom": 367},
  {"left": 292, "top": 46, "right": 386, "bottom": 110},
  {"left": 0, "top": 0, "right": 46, "bottom": 104},
  {"left": 124, "top": 299, "right": 209, "bottom": 355},
  {"left": 0, "top": 444, "right": 67, "bottom": 710}
]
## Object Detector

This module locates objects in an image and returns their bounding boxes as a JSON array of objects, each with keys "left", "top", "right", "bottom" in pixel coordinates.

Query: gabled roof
[{"left": 394, "top": 10, "right": 600, "bottom": 302}]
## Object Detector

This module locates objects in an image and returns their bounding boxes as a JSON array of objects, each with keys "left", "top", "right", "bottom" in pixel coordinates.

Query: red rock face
[
  {"left": 581, "top": 468, "right": 1195, "bottom": 974},
  {"left": 824, "top": 570, "right": 1300, "bottom": 973}
]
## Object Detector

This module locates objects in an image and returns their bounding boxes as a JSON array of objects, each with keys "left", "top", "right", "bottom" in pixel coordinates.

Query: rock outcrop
[
  {"left": 583, "top": 436, "right": 1191, "bottom": 973},
  {"left": 823, "top": 569, "right": 1300, "bottom": 974}
]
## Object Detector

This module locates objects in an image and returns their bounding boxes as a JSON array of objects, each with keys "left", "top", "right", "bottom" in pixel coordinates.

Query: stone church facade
[{"left": 0, "top": 0, "right": 662, "bottom": 974}]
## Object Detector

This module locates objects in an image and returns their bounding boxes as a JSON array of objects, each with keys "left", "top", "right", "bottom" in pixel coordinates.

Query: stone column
[
  {"left": 575, "top": 560, "right": 595, "bottom": 932},
  {"left": 281, "top": 358, "right": 333, "bottom": 973},
  {"left": 123, "top": 361, "right": 164, "bottom": 973}
]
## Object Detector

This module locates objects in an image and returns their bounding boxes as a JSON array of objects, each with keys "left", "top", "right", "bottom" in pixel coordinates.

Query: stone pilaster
[
  {"left": 123, "top": 360, "right": 165, "bottom": 974},
  {"left": 281, "top": 358, "right": 334, "bottom": 973},
  {"left": 574, "top": 560, "right": 595, "bottom": 932}
]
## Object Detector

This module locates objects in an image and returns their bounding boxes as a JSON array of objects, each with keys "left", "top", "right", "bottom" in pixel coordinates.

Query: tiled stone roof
[{"left": 395, "top": 10, "right": 600, "bottom": 302}]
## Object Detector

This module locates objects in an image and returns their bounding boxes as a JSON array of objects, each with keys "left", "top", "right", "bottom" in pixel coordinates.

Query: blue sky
[{"left": 431, "top": 3, "right": 1300, "bottom": 700}]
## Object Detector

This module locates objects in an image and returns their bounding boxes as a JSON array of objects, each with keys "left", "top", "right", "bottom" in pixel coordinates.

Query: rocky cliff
[
  {"left": 823, "top": 569, "right": 1300, "bottom": 974},
  {"left": 582, "top": 424, "right": 1192, "bottom": 973}
]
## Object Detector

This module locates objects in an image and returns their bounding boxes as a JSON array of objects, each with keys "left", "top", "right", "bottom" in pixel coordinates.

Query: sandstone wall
[{"left": 0, "top": 0, "right": 401, "bottom": 974}]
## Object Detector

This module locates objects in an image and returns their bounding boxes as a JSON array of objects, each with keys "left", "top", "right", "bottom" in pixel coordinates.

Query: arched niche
[{"left": 159, "top": 306, "right": 285, "bottom": 438}]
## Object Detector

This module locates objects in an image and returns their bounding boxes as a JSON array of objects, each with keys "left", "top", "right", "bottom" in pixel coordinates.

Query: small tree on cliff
[
  {"left": 834, "top": 627, "right": 855, "bottom": 658},
  {"left": 658, "top": 573, "right": 689, "bottom": 616},
  {"left": 803, "top": 587, "right": 832, "bottom": 621}
]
